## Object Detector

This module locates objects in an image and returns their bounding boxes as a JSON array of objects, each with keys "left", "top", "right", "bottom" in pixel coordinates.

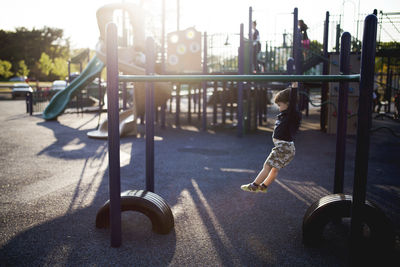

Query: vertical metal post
[
  {"left": 176, "top": 0, "right": 180, "bottom": 31},
  {"left": 293, "top": 8, "right": 298, "bottom": 59},
  {"left": 98, "top": 73, "right": 103, "bottom": 114},
  {"left": 26, "top": 92, "right": 33, "bottom": 115},
  {"left": 145, "top": 37, "right": 155, "bottom": 193},
  {"left": 248, "top": 7, "right": 253, "bottom": 73},
  {"left": 257, "top": 86, "right": 262, "bottom": 126},
  {"left": 161, "top": 0, "right": 166, "bottom": 129},
  {"left": 222, "top": 81, "right": 226, "bottom": 124},
  {"left": 321, "top": 11, "right": 330, "bottom": 131},
  {"left": 237, "top": 24, "right": 244, "bottom": 137},
  {"left": 198, "top": 87, "right": 201, "bottom": 120},
  {"left": 229, "top": 82, "right": 234, "bottom": 121},
  {"left": 29, "top": 92, "right": 33, "bottom": 115},
  {"left": 287, "top": 57, "right": 296, "bottom": 111},
  {"left": 385, "top": 58, "right": 391, "bottom": 112},
  {"left": 122, "top": 82, "right": 127, "bottom": 110},
  {"left": 333, "top": 32, "right": 351, "bottom": 194},
  {"left": 122, "top": 10, "right": 127, "bottom": 47},
  {"left": 213, "top": 82, "right": 218, "bottom": 124},
  {"left": 26, "top": 93, "right": 29, "bottom": 113},
  {"left": 161, "top": 0, "right": 166, "bottom": 74},
  {"left": 105, "top": 22, "right": 121, "bottom": 248},
  {"left": 176, "top": 83, "right": 180, "bottom": 127},
  {"left": 287, "top": 57, "right": 294, "bottom": 75},
  {"left": 336, "top": 24, "right": 341, "bottom": 53},
  {"left": 246, "top": 84, "right": 251, "bottom": 132},
  {"left": 161, "top": 102, "right": 166, "bottom": 129},
  {"left": 188, "top": 84, "right": 192, "bottom": 123},
  {"left": 202, "top": 32, "right": 208, "bottom": 131},
  {"left": 350, "top": 14, "right": 377, "bottom": 261}
]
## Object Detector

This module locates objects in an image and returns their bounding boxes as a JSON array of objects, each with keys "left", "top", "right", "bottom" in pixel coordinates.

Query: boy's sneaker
[
  {"left": 241, "top": 183, "right": 267, "bottom": 193},
  {"left": 259, "top": 184, "right": 268, "bottom": 193}
]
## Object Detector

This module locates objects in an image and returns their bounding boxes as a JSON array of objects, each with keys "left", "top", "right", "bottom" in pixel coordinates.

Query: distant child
[
  {"left": 241, "top": 83, "right": 302, "bottom": 193},
  {"left": 394, "top": 91, "right": 400, "bottom": 119},
  {"left": 252, "top": 20, "right": 261, "bottom": 72}
]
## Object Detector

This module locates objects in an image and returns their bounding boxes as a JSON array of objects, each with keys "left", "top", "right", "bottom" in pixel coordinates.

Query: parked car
[
  {"left": 51, "top": 80, "right": 67, "bottom": 91},
  {"left": 9, "top": 76, "right": 28, "bottom": 82},
  {"left": 12, "top": 83, "right": 33, "bottom": 99}
]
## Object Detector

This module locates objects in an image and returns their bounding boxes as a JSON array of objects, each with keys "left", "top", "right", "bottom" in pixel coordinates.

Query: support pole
[
  {"left": 350, "top": 14, "right": 377, "bottom": 262},
  {"left": 160, "top": 0, "right": 166, "bottom": 129},
  {"left": 321, "top": 11, "right": 330, "bottom": 131},
  {"left": 213, "top": 81, "right": 218, "bottom": 124},
  {"left": 161, "top": 0, "right": 166, "bottom": 74},
  {"left": 333, "top": 32, "right": 351, "bottom": 194},
  {"left": 336, "top": 24, "right": 341, "bottom": 53},
  {"left": 122, "top": 82, "right": 127, "bottom": 110},
  {"left": 188, "top": 84, "right": 192, "bottom": 123},
  {"left": 176, "top": 83, "right": 180, "bottom": 127},
  {"left": 237, "top": 24, "right": 244, "bottom": 137},
  {"left": 146, "top": 37, "right": 156, "bottom": 193},
  {"left": 287, "top": 58, "right": 294, "bottom": 75},
  {"left": 222, "top": 81, "right": 226, "bottom": 124},
  {"left": 98, "top": 72, "right": 103, "bottom": 115},
  {"left": 105, "top": 22, "right": 121, "bottom": 248},
  {"left": 202, "top": 32, "right": 208, "bottom": 131},
  {"left": 198, "top": 87, "right": 201, "bottom": 120},
  {"left": 248, "top": 7, "right": 253, "bottom": 73},
  {"left": 385, "top": 58, "right": 391, "bottom": 112},
  {"left": 293, "top": 8, "right": 298, "bottom": 59}
]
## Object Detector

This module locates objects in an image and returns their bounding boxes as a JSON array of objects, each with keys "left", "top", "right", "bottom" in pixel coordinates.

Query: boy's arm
[{"left": 289, "top": 82, "right": 298, "bottom": 114}]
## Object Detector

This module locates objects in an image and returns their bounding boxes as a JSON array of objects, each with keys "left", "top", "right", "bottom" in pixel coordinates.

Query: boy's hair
[{"left": 274, "top": 88, "right": 291, "bottom": 104}]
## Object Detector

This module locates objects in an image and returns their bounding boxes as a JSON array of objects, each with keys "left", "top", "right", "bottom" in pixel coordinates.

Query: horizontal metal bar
[{"left": 119, "top": 74, "right": 360, "bottom": 83}]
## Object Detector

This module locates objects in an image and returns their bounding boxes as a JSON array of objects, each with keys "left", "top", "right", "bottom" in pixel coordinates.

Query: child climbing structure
[{"left": 42, "top": 2, "right": 172, "bottom": 139}]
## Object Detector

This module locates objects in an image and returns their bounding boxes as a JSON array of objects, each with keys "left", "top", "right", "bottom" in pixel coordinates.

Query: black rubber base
[
  {"left": 96, "top": 190, "right": 174, "bottom": 235},
  {"left": 302, "top": 194, "right": 395, "bottom": 249}
]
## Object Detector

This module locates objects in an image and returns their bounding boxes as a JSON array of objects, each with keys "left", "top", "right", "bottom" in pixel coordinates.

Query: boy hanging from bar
[{"left": 241, "top": 82, "right": 302, "bottom": 193}]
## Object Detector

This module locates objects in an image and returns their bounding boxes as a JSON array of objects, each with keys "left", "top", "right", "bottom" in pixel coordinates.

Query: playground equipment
[
  {"left": 302, "top": 15, "right": 395, "bottom": 262},
  {"left": 95, "top": 26, "right": 174, "bottom": 247},
  {"left": 96, "top": 190, "right": 174, "bottom": 234},
  {"left": 42, "top": 2, "right": 172, "bottom": 140},
  {"left": 166, "top": 27, "right": 202, "bottom": 73},
  {"left": 42, "top": 56, "right": 105, "bottom": 120},
  {"left": 87, "top": 108, "right": 137, "bottom": 139},
  {"left": 99, "top": 11, "right": 395, "bottom": 265}
]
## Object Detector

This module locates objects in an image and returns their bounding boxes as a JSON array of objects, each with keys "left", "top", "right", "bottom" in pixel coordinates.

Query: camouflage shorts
[{"left": 265, "top": 139, "right": 295, "bottom": 169}]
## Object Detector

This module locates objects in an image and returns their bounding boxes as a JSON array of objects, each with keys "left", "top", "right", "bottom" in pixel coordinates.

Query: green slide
[{"left": 43, "top": 55, "right": 105, "bottom": 120}]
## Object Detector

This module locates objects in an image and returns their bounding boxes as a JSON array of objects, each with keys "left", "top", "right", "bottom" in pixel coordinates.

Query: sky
[{"left": 1, "top": 0, "right": 399, "bottom": 50}]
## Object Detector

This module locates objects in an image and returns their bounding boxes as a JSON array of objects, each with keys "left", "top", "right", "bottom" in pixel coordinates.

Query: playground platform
[{"left": 0, "top": 99, "right": 399, "bottom": 266}]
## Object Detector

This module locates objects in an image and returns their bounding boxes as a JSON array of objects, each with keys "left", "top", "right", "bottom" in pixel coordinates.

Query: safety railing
[{"left": 119, "top": 74, "right": 359, "bottom": 83}]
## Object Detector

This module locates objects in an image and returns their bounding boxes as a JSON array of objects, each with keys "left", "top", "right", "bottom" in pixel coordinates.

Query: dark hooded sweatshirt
[{"left": 272, "top": 87, "right": 302, "bottom": 142}]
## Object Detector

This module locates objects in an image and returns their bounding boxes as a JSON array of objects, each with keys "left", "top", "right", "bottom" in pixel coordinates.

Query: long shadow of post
[{"left": 1, "top": 117, "right": 177, "bottom": 265}]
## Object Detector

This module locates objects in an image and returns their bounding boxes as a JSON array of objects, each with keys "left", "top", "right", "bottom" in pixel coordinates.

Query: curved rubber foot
[
  {"left": 302, "top": 194, "right": 395, "bottom": 249},
  {"left": 96, "top": 190, "right": 174, "bottom": 235}
]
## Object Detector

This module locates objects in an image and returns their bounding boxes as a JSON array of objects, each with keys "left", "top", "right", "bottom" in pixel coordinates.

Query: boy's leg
[
  {"left": 253, "top": 161, "right": 272, "bottom": 185},
  {"left": 240, "top": 161, "right": 272, "bottom": 193},
  {"left": 261, "top": 167, "right": 279, "bottom": 187}
]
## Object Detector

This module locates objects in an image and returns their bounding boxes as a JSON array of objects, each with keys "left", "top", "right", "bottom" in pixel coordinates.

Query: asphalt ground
[{"left": 0, "top": 97, "right": 399, "bottom": 266}]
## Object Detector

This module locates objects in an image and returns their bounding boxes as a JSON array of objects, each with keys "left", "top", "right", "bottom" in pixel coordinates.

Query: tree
[
  {"left": 51, "top": 57, "right": 68, "bottom": 79},
  {"left": 38, "top": 52, "right": 53, "bottom": 76},
  {"left": 16, "top": 60, "right": 29, "bottom": 77},
  {"left": 0, "top": 27, "right": 70, "bottom": 80},
  {"left": 0, "top": 60, "right": 13, "bottom": 79}
]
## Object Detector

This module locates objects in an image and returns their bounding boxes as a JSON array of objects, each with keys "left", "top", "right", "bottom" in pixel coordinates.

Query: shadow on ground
[{"left": 0, "top": 103, "right": 399, "bottom": 266}]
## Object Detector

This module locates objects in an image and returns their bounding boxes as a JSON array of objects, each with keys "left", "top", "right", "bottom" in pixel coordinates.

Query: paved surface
[{"left": 0, "top": 97, "right": 399, "bottom": 266}]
